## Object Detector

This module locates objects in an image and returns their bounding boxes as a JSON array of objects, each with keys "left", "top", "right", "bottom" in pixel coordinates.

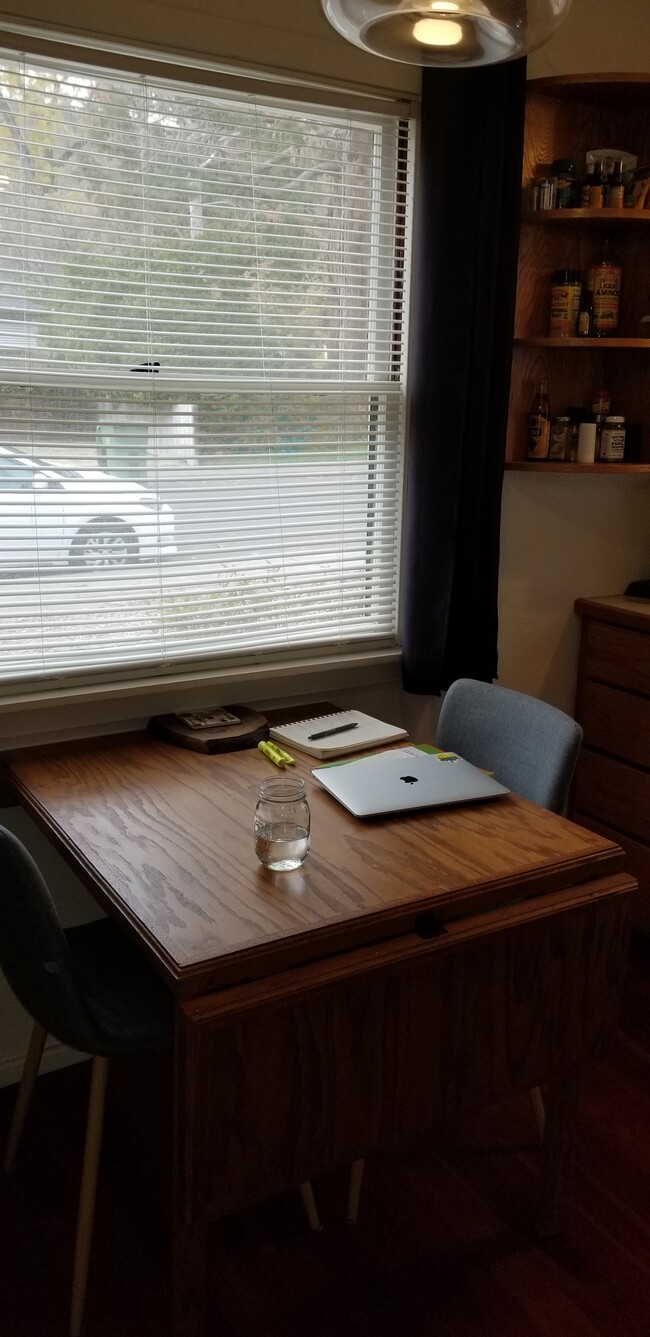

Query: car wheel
[{"left": 69, "top": 522, "right": 138, "bottom": 568}]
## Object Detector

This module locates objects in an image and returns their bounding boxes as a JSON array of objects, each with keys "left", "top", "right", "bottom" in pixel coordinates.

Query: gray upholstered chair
[
  {"left": 435, "top": 678, "right": 583, "bottom": 815},
  {"left": 0, "top": 823, "right": 173, "bottom": 1337},
  {"left": 0, "top": 824, "right": 322, "bottom": 1335},
  {"left": 346, "top": 679, "right": 583, "bottom": 1227}
]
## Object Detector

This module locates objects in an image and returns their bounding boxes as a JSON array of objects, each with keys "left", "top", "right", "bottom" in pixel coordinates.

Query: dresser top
[{"left": 575, "top": 595, "right": 650, "bottom": 632}]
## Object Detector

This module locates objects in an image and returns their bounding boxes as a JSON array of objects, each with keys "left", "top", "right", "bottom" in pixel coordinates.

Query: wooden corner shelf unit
[{"left": 506, "top": 74, "right": 650, "bottom": 474}]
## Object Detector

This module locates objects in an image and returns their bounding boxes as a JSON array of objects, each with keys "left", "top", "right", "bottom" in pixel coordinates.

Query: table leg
[
  {"left": 536, "top": 1070, "right": 580, "bottom": 1237},
  {"left": 172, "top": 1220, "right": 208, "bottom": 1337}
]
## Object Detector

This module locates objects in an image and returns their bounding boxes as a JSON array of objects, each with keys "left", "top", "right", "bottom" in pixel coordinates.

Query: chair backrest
[
  {"left": 436, "top": 679, "right": 583, "bottom": 814},
  {"left": 0, "top": 825, "right": 109, "bottom": 1054}
]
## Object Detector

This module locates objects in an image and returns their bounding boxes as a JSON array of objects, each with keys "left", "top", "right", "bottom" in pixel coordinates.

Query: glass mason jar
[{"left": 254, "top": 777, "right": 310, "bottom": 871}]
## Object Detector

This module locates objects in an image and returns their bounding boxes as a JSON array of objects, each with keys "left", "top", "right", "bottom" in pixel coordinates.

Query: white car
[{"left": 0, "top": 447, "right": 176, "bottom": 569}]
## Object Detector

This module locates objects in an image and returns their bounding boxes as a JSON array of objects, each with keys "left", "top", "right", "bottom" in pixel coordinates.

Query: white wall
[
  {"left": 1, "top": 0, "right": 649, "bottom": 1083},
  {"left": 0, "top": 0, "right": 420, "bottom": 97},
  {"left": 499, "top": 475, "right": 650, "bottom": 713}
]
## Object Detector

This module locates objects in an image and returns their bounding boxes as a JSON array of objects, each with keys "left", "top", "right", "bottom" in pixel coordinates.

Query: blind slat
[{"left": 0, "top": 52, "right": 412, "bottom": 690}]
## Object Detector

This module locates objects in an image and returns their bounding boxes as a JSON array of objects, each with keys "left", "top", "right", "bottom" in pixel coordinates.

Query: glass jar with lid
[
  {"left": 599, "top": 415, "right": 626, "bottom": 462},
  {"left": 552, "top": 158, "right": 577, "bottom": 208},
  {"left": 254, "top": 776, "right": 311, "bottom": 870}
]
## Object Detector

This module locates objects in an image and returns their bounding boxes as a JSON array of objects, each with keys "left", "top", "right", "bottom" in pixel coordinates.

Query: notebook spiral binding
[{"left": 274, "top": 711, "right": 347, "bottom": 730}]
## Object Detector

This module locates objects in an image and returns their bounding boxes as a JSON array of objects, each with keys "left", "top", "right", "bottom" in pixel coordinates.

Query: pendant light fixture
[{"left": 321, "top": 0, "right": 573, "bottom": 67}]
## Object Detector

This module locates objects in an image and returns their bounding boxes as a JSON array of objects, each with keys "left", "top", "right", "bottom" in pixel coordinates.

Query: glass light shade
[{"left": 321, "top": 0, "right": 573, "bottom": 67}]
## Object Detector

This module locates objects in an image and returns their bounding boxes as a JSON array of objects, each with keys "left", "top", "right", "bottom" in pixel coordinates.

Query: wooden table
[{"left": 1, "top": 720, "right": 635, "bottom": 1337}]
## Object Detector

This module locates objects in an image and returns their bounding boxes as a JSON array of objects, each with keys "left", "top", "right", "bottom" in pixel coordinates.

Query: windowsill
[{"left": 0, "top": 648, "right": 403, "bottom": 750}]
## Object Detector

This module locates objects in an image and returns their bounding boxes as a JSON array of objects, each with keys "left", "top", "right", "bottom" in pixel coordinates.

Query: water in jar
[{"left": 254, "top": 819, "right": 310, "bottom": 871}]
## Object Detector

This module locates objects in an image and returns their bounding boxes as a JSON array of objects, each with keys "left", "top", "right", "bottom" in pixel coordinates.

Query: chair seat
[{"left": 65, "top": 920, "right": 172, "bottom": 1055}]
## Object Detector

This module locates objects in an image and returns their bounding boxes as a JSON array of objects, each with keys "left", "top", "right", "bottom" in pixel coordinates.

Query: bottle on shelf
[
  {"left": 577, "top": 274, "right": 594, "bottom": 337},
  {"left": 600, "top": 415, "right": 626, "bottom": 461},
  {"left": 591, "top": 387, "right": 612, "bottom": 458},
  {"left": 549, "top": 269, "right": 582, "bottom": 337},
  {"left": 526, "top": 377, "right": 551, "bottom": 459},
  {"left": 577, "top": 421, "right": 598, "bottom": 464},
  {"left": 591, "top": 237, "right": 622, "bottom": 337},
  {"left": 566, "top": 408, "right": 589, "bottom": 463},
  {"left": 549, "top": 415, "right": 571, "bottom": 460},
  {"left": 607, "top": 159, "right": 625, "bottom": 209},
  {"left": 588, "top": 159, "right": 604, "bottom": 209},
  {"left": 553, "top": 158, "right": 576, "bottom": 209},
  {"left": 580, "top": 162, "right": 594, "bottom": 208}
]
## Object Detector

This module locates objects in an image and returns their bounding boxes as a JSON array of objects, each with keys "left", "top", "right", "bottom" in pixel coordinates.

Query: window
[{"left": 0, "top": 54, "right": 413, "bottom": 691}]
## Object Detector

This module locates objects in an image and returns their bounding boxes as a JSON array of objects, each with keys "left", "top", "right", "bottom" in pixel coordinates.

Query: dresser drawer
[
  {"left": 572, "top": 748, "right": 650, "bottom": 844},
  {"left": 570, "top": 810, "right": 650, "bottom": 935},
  {"left": 582, "top": 620, "right": 650, "bottom": 695},
  {"left": 578, "top": 680, "right": 650, "bottom": 770}
]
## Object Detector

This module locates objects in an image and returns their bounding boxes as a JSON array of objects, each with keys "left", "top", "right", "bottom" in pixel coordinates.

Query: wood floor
[{"left": 1, "top": 937, "right": 650, "bottom": 1337}]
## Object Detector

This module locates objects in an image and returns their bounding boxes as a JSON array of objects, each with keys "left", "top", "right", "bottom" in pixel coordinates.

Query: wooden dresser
[{"left": 572, "top": 595, "right": 650, "bottom": 933}]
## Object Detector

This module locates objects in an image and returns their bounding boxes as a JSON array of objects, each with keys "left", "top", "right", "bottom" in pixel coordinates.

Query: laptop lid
[{"left": 312, "top": 746, "right": 509, "bottom": 817}]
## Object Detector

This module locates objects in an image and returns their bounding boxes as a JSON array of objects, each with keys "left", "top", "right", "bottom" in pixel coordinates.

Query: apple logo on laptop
[{"left": 400, "top": 775, "right": 418, "bottom": 785}]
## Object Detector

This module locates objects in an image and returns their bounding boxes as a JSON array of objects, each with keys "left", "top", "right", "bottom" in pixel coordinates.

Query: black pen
[{"left": 308, "top": 722, "right": 359, "bottom": 741}]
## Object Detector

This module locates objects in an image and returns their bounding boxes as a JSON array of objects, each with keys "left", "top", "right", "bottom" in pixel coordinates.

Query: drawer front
[
  {"left": 571, "top": 810, "right": 650, "bottom": 934},
  {"left": 582, "top": 620, "right": 650, "bottom": 695},
  {"left": 578, "top": 679, "right": 650, "bottom": 770},
  {"left": 573, "top": 748, "right": 650, "bottom": 844}
]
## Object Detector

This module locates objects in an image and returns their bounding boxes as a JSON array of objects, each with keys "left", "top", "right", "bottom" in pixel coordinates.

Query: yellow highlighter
[{"left": 258, "top": 740, "right": 295, "bottom": 768}]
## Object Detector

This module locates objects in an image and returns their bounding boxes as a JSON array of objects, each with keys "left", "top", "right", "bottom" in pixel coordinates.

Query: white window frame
[{"left": 0, "top": 47, "right": 415, "bottom": 730}]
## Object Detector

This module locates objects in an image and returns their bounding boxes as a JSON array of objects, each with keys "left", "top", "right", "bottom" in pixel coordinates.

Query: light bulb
[
  {"left": 413, "top": 18, "right": 463, "bottom": 44},
  {"left": 321, "top": 0, "right": 574, "bottom": 68}
]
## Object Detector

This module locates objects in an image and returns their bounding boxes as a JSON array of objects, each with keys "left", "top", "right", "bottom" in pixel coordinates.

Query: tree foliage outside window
[{"left": 0, "top": 55, "right": 412, "bottom": 689}]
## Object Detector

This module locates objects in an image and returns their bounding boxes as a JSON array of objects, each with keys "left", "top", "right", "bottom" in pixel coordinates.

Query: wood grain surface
[
  {"left": 508, "top": 80, "right": 650, "bottom": 464},
  {"left": 581, "top": 618, "right": 650, "bottom": 695},
  {"left": 176, "top": 873, "right": 632, "bottom": 1221},
  {"left": 575, "top": 593, "right": 650, "bottom": 632},
  {"left": 573, "top": 596, "right": 650, "bottom": 935},
  {"left": 578, "top": 678, "right": 650, "bottom": 769},
  {"left": 1, "top": 729, "right": 623, "bottom": 996}
]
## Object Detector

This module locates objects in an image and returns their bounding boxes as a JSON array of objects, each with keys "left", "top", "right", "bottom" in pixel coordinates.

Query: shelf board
[
  {"left": 528, "top": 74, "right": 650, "bottom": 108},
  {"left": 513, "top": 337, "right": 650, "bottom": 349},
  {"left": 505, "top": 462, "right": 650, "bottom": 473},
  {"left": 524, "top": 208, "right": 650, "bottom": 225}
]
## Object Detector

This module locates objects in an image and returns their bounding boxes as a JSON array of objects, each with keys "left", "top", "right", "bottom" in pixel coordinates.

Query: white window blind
[{"left": 0, "top": 54, "right": 413, "bottom": 690}]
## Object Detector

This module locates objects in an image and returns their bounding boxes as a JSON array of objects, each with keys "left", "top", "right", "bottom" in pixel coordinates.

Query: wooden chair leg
[
  {"left": 530, "top": 1085, "right": 546, "bottom": 1141},
  {"left": 3, "top": 1022, "right": 47, "bottom": 1173},
  {"left": 299, "top": 1181, "right": 322, "bottom": 1232},
  {"left": 70, "top": 1056, "right": 109, "bottom": 1337},
  {"left": 347, "top": 1159, "right": 365, "bottom": 1225}
]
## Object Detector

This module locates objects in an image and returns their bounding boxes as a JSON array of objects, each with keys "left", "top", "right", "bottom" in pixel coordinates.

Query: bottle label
[
  {"left": 527, "top": 415, "right": 550, "bottom": 458},
  {"left": 550, "top": 284, "right": 581, "bottom": 336},
  {"left": 600, "top": 427, "right": 626, "bottom": 460},
  {"left": 549, "top": 419, "right": 568, "bottom": 459},
  {"left": 593, "top": 264, "right": 621, "bottom": 333}
]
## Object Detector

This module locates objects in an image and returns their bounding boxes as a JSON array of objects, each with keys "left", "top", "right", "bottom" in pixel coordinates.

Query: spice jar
[
  {"left": 549, "top": 415, "right": 571, "bottom": 460},
  {"left": 553, "top": 158, "right": 576, "bottom": 209},
  {"left": 549, "top": 270, "right": 582, "bottom": 337},
  {"left": 599, "top": 415, "right": 626, "bottom": 461}
]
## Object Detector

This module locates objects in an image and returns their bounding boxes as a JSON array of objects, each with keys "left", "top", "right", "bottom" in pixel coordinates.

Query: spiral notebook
[{"left": 269, "top": 709, "right": 408, "bottom": 759}]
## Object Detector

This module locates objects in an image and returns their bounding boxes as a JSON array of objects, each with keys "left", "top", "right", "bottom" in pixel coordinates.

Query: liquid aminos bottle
[
  {"left": 592, "top": 237, "right": 622, "bottom": 337},
  {"left": 526, "top": 377, "right": 551, "bottom": 458}
]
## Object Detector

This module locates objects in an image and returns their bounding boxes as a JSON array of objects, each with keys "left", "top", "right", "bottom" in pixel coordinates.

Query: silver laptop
[{"left": 312, "top": 746, "right": 509, "bottom": 817}]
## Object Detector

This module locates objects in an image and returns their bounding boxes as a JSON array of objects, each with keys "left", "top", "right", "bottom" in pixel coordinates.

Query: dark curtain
[{"left": 401, "top": 58, "right": 527, "bottom": 695}]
